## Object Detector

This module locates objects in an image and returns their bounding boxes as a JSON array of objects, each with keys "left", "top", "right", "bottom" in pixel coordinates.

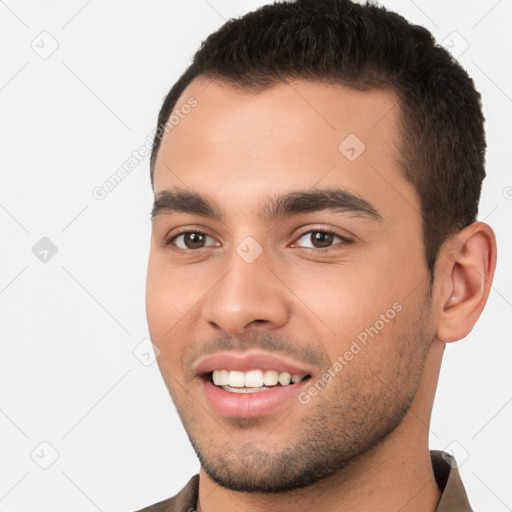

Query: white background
[{"left": 0, "top": 1, "right": 510, "bottom": 511}]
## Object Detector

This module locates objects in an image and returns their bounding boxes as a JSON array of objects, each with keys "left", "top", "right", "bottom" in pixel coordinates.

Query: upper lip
[{"left": 194, "top": 351, "right": 315, "bottom": 377}]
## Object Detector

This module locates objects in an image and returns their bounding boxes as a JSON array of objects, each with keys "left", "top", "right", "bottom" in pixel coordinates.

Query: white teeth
[
  {"left": 212, "top": 369, "right": 229, "bottom": 386},
  {"left": 218, "top": 369, "right": 229, "bottom": 385},
  {"left": 228, "top": 370, "right": 245, "bottom": 388},
  {"left": 220, "top": 385, "right": 267, "bottom": 394},
  {"left": 263, "top": 370, "right": 279, "bottom": 386},
  {"left": 211, "top": 369, "right": 307, "bottom": 388},
  {"left": 278, "top": 372, "right": 291, "bottom": 385},
  {"left": 244, "top": 369, "right": 264, "bottom": 387}
]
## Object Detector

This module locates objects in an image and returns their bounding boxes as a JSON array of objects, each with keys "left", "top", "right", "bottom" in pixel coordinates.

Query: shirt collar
[{"left": 431, "top": 450, "right": 473, "bottom": 511}]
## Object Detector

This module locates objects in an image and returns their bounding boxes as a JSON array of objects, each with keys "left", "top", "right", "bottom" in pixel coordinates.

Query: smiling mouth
[{"left": 208, "top": 369, "right": 311, "bottom": 393}]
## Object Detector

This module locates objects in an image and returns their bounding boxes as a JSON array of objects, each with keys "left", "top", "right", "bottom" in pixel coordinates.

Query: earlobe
[{"left": 435, "top": 222, "right": 497, "bottom": 343}]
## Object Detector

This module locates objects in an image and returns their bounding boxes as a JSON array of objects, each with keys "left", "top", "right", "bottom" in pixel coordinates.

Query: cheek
[
  {"left": 286, "top": 254, "right": 421, "bottom": 363},
  {"left": 145, "top": 256, "right": 169, "bottom": 334},
  {"left": 145, "top": 253, "right": 210, "bottom": 377},
  {"left": 145, "top": 254, "right": 191, "bottom": 355},
  {"left": 284, "top": 260, "right": 395, "bottom": 339},
  {"left": 145, "top": 268, "right": 184, "bottom": 388},
  {"left": 146, "top": 253, "right": 197, "bottom": 326}
]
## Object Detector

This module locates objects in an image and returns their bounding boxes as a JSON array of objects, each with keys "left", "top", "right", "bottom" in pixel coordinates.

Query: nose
[{"left": 201, "top": 249, "right": 290, "bottom": 335}]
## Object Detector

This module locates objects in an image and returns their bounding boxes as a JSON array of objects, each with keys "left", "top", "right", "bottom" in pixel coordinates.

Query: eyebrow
[{"left": 151, "top": 187, "right": 382, "bottom": 222}]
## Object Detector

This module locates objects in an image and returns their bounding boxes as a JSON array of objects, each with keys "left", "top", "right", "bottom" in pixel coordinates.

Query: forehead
[{"left": 153, "top": 76, "right": 417, "bottom": 224}]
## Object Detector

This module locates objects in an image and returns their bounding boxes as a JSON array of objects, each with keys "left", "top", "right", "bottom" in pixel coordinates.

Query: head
[
  {"left": 149, "top": 0, "right": 487, "bottom": 277},
  {"left": 145, "top": 0, "right": 496, "bottom": 494}
]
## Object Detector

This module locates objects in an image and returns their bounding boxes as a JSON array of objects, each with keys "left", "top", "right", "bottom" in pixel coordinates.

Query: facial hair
[{"left": 163, "top": 297, "right": 433, "bottom": 493}]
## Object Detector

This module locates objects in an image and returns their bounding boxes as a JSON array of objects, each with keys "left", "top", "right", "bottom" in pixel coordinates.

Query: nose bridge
[{"left": 202, "top": 238, "right": 289, "bottom": 333}]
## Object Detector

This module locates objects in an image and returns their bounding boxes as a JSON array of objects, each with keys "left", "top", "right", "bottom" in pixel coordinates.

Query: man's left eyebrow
[{"left": 259, "top": 188, "right": 382, "bottom": 222}]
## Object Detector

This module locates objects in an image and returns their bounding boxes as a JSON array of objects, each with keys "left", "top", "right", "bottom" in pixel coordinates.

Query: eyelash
[{"left": 164, "top": 228, "right": 352, "bottom": 253}]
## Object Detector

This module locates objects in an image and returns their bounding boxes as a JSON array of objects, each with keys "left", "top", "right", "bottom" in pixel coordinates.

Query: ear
[{"left": 435, "top": 222, "right": 497, "bottom": 343}]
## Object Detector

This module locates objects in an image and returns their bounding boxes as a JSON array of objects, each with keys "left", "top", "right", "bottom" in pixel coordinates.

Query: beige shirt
[{"left": 136, "top": 450, "right": 473, "bottom": 511}]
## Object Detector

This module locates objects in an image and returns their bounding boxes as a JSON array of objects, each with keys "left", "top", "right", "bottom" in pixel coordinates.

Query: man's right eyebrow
[{"left": 151, "top": 189, "right": 223, "bottom": 220}]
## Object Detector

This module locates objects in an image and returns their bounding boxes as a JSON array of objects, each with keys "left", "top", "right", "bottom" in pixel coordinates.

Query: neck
[{"left": 197, "top": 339, "right": 445, "bottom": 512}]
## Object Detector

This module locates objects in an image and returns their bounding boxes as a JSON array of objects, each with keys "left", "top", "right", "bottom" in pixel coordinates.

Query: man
[{"left": 141, "top": 0, "right": 497, "bottom": 510}]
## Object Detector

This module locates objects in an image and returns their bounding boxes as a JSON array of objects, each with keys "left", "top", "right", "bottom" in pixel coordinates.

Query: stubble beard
[{"left": 168, "top": 301, "right": 433, "bottom": 493}]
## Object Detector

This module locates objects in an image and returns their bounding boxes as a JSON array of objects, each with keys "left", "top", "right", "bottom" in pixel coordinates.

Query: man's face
[{"left": 146, "top": 77, "right": 435, "bottom": 491}]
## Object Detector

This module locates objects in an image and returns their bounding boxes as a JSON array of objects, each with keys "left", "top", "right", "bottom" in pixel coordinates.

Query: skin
[{"left": 145, "top": 76, "right": 496, "bottom": 512}]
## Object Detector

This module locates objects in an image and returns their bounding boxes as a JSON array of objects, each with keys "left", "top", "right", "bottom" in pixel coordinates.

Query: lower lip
[{"left": 202, "top": 378, "right": 310, "bottom": 418}]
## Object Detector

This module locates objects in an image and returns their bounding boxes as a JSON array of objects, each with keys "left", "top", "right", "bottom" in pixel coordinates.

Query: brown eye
[
  {"left": 169, "top": 231, "right": 218, "bottom": 250},
  {"left": 293, "top": 230, "right": 347, "bottom": 250},
  {"left": 310, "top": 231, "right": 334, "bottom": 248},
  {"left": 183, "top": 233, "right": 206, "bottom": 249}
]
